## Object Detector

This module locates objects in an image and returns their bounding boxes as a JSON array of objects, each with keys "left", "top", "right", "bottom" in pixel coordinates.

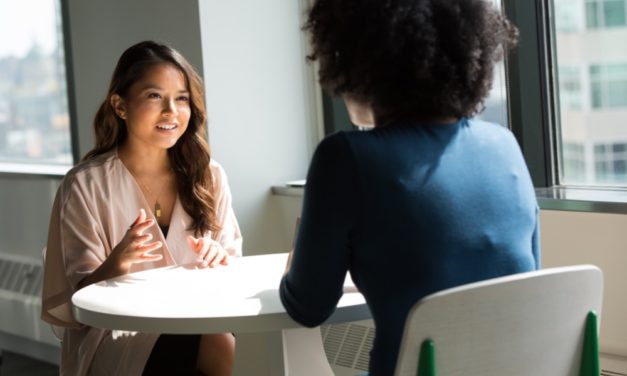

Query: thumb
[
  {"left": 139, "top": 208, "right": 147, "bottom": 222},
  {"left": 187, "top": 235, "right": 199, "bottom": 251}
]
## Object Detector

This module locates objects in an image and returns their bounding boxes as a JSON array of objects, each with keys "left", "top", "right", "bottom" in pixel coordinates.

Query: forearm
[{"left": 77, "top": 255, "right": 128, "bottom": 289}]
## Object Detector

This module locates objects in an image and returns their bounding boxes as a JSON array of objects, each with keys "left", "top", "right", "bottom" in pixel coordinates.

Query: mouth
[{"left": 156, "top": 123, "right": 178, "bottom": 131}]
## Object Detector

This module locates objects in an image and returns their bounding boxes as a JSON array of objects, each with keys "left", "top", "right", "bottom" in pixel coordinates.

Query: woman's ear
[
  {"left": 110, "top": 94, "right": 127, "bottom": 120},
  {"left": 343, "top": 95, "right": 374, "bottom": 128}
]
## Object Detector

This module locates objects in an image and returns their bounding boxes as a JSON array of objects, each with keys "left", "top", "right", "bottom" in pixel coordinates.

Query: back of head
[{"left": 305, "top": 0, "right": 518, "bottom": 124}]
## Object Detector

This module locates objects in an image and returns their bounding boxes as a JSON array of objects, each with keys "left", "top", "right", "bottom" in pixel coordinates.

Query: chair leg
[
  {"left": 418, "top": 340, "right": 436, "bottom": 376},
  {"left": 580, "top": 311, "right": 600, "bottom": 376}
]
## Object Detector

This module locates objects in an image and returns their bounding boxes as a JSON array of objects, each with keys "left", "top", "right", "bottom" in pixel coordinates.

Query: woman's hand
[
  {"left": 110, "top": 209, "right": 163, "bottom": 273},
  {"left": 78, "top": 209, "right": 163, "bottom": 289},
  {"left": 187, "top": 235, "right": 229, "bottom": 267}
]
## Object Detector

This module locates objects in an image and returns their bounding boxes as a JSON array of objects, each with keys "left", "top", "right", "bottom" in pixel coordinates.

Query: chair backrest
[{"left": 394, "top": 265, "right": 603, "bottom": 376}]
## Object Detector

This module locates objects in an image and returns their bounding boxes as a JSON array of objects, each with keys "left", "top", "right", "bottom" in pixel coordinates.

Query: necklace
[{"left": 136, "top": 172, "right": 171, "bottom": 219}]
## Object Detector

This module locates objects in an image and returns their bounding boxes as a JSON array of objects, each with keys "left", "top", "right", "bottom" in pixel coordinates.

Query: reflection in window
[
  {"left": 0, "top": 0, "right": 72, "bottom": 169},
  {"left": 554, "top": 0, "right": 627, "bottom": 186}
]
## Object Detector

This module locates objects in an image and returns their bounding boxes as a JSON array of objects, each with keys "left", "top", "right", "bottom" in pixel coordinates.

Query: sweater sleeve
[{"left": 280, "top": 133, "right": 358, "bottom": 327}]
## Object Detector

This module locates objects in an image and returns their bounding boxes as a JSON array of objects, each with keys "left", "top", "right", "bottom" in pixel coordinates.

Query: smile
[{"left": 156, "top": 123, "right": 178, "bottom": 130}]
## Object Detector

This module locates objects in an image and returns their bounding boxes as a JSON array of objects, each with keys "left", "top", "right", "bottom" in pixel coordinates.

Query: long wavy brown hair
[{"left": 83, "top": 40, "right": 219, "bottom": 236}]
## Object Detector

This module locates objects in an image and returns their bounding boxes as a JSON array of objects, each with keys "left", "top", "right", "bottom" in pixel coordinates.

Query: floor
[{"left": 0, "top": 351, "right": 58, "bottom": 376}]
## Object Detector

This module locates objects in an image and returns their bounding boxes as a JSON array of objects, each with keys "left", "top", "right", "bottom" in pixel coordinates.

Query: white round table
[{"left": 72, "top": 253, "right": 370, "bottom": 375}]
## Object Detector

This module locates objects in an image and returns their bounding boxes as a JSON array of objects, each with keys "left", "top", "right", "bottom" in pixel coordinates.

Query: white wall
[
  {"left": 540, "top": 210, "right": 627, "bottom": 358},
  {"left": 66, "top": 0, "right": 205, "bottom": 158},
  {"left": 198, "top": 0, "right": 320, "bottom": 254}
]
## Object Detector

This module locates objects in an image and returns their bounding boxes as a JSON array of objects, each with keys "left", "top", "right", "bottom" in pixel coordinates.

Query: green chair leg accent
[
  {"left": 580, "top": 310, "right": 600, "bottom": 376},
  {"left": 417, "top": 339, "right": 436, "bottom": 376}
]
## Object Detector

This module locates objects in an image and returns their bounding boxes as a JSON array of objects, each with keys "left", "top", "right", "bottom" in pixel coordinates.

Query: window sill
[
  {"left": 0, "top": 162, "right": 71, "bottom": 178},
  {"left": 272, "top": 184, "right": 627, "bottom": 215},
  {"left": 536, "top": 186, "right": 627, "bottom": 215},
  {"left": 271, "top": 185, "right": 304, "bottom": 197}
]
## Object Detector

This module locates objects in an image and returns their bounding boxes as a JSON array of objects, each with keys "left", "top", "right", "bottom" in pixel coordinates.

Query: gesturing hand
[
  {"left": 111, "top": 209, "right": 163, "bottom": 273},
  {"left": 187, "top": 235, "right": 229, "bottom": 268}
]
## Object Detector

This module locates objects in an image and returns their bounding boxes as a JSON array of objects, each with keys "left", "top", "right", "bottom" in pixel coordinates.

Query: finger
[
  {"left": 131, "top": 218, "right": 155, "bottom": 236},
  {"left": 197, "top": 237, "right": 212, "bottom": 259},
  {"left": 220, "top": 253, "right": 230, "bottom": 265},
  {"left": 210, "top": 250, "right": 226, "bottom": 267},
  {"left": 138, "top": 241, "right": 163, "bottom": 257},
  {"left": 130, "top": 233, "right": 153, "bottom": 248},
  {"left": 130, "top": 208, "right": 147, "bottom": 228},
  {"left": 203, "top": 243, "right": 218, "bottom": 267},
  {"left": 187, "top": 235, "right": 199, "bottom": 252}
]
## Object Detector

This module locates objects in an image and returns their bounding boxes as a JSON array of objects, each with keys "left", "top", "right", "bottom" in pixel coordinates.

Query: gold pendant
[{"left": 155, "top": 201, "right": 162, "bottom": 218}]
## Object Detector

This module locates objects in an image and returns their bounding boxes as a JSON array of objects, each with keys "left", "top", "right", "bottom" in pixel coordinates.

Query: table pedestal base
[{"left": 233, "top": 327, "right": 333, "bottom": 376}]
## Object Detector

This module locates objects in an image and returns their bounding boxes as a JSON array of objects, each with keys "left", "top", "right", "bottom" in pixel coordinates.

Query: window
[
  {"left": 589, "top": 63, "right": 627, "bottom": 109},
  {"left": 0, "top": 0, "right": 73, "bottom": 173},
  {"left": 553, "top": 0, "right": 627, "bottom": 186},
  {"left": 586, "top": 0, "right": 627, "bottom": 29},
  {"left": 558, "top": 66, "right": 584, "bottom": 110}
]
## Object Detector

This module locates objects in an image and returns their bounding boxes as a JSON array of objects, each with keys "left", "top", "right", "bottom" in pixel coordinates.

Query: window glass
[
  {"left": 554, "top": 0, "right": 627, "bottom": 186},
  {"left": 0, "top": 0, "right": 73, "bottom": 170},
  {"left": 475, "top": 0, "right": 508, "bottom": 127}
]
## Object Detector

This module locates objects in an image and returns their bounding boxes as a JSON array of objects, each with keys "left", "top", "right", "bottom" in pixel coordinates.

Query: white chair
[{"left": 394, "top": 265, "right": 603, "bottom": 376}]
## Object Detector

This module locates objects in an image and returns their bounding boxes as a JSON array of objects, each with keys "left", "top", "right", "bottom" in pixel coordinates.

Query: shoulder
[
  {"left": 58, "top": 151, "right": 118, "bottom": 201},
  {"left": 467, "top": 118, "right": 517, "bottom": 142},
  {"left": 209, "top": 158, "right": 231, "bottom": 190},
  {"left": 313, "top": 131, "right": 355, "bottom": 162}
]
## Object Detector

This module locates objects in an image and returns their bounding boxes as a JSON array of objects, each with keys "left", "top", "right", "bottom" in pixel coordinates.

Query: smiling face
[{"left": 112, "top": 63, "right": 191, "bottom": 154}]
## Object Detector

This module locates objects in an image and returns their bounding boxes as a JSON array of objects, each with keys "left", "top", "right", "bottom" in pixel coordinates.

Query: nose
[{"left": 162, "top": 98, "right": 178, "bottom": 117}]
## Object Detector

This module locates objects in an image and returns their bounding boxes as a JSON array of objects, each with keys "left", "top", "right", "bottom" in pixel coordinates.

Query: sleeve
[
  {"left": 41, "top": 175, "right": 108, "bottom": 327},
  {"left": 211, "top": 162, "right": 243, "bottom": 257},
  {"left": 279, "top": 133, "right": 358, "bottom": 327}
]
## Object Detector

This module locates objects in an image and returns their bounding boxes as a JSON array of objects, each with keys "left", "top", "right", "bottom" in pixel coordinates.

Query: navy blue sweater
[{"left": 280, "top": 118, "right": 540, "bottom": 376}]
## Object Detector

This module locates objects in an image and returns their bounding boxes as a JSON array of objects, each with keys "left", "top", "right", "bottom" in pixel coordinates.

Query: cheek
[{"left": 178, "top": 106, "right": 192, "bottom": 124}]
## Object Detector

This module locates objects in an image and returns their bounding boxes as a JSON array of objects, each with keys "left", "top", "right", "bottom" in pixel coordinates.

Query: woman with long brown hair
[{"left": 42, "top": 40, "right": 241, "bottom": 375}]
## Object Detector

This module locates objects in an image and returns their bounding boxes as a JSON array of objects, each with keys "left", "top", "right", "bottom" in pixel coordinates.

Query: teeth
[{"left": 157, "top": 124, "right": 177, "bottom": 130}]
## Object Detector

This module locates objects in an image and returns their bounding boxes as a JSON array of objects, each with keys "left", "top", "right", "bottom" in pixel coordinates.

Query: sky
[{"left": 0, "top": 0, "right": 58, "bottom": 58}]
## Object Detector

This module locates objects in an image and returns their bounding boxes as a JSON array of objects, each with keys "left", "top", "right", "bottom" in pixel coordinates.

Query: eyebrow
[{"left": 139, "top": 84, "right": 189, "bottom": 93}]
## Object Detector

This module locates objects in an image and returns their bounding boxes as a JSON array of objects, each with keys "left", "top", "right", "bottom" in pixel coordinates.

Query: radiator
[
  {"left": 321, "top": 320, "right": 627, "bottom": 376},
  {"left": 0, "top": 252, "right": 60, "bottom": 364}
]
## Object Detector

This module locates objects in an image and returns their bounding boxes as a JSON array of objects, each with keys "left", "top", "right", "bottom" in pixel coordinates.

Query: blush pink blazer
[{"left": 41, "top": 150, "right": 242, "bottom": 376}]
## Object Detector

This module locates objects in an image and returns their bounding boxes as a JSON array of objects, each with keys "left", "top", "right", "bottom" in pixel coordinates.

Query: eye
[
  {"left": 177, "top": 95, "right": 190, "bottom": 102},
  {"left": 147, "top": 92, "right": 161, "bottom": 99}
]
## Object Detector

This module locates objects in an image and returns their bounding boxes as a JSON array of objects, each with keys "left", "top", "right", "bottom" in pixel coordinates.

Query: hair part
[
  {"left": 83, "top": 40, "right": 219, "bottom": 236},
  {"left": 304, "top": 0, "right": 519, "bottom": 125}
]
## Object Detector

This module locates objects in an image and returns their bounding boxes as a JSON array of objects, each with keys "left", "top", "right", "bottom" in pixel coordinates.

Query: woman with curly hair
[
  {"left": 280, "top": 1, "right": 540, "bottom": 374},
  {"left": 42, "top": 41, "right": 241, "bottom": 375}
]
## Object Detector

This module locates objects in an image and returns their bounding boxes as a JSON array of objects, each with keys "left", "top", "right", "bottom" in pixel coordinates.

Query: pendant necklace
[{"left": 137, "top": 172, "right": 171, "bottom": 219}]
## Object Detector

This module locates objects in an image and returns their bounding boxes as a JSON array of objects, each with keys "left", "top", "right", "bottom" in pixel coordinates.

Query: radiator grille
[
  {"left": 0, "top": 256, "right": 42, "bottom": 297},
  {"left": 321, "top": 322, "right": 374, "bottom": 372}
]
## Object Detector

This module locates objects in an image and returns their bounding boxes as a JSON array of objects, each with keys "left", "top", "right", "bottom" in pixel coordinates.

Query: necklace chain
[{"left": 136, "top": 172, "right": 171, "bottom": 218}]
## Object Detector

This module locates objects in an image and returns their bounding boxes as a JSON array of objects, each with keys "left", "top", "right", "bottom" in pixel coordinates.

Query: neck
[{"left": 117, "top": 143, "right": 172, "bottom": 175}]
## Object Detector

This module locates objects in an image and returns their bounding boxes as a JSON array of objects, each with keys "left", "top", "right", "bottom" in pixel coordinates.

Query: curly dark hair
[
  {"left": 83, "top": 41, "right": 219, "bottom": 237},
  {"left": 304, "top": 0, "right": 518, "bottom": 124}
]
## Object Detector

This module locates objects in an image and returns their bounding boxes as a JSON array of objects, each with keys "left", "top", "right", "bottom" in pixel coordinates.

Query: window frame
[
  {"left": 504, "top": 0, "right": 627, "bottom": 214},
  {"left": 0, "top": 0, "right": 79, "bottom": 177}
]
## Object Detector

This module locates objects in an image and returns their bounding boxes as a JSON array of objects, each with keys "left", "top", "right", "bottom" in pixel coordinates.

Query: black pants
[{"left": 142, "top": 334, "right": 201, "bottom": 375}]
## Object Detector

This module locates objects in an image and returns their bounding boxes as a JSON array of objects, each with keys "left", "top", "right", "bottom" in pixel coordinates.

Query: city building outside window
[
  {"left": 554, "top": 0, "right": 627, "bottom": 186},
  {"left": 586, "top": 0, "right": 627, "bottom": 29},
  {"left": 0, "top": 0, "right": 73, "bottom": 173}
]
